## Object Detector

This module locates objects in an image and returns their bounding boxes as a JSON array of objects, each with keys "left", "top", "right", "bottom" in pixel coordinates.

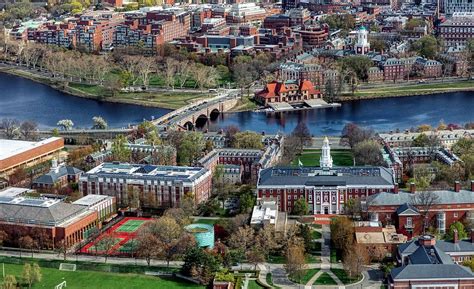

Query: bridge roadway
[{"left": 152, "top": 89, "right": 240, "bottom": 130}]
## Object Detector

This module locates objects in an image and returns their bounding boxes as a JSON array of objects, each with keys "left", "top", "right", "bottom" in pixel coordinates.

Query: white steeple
[
  {"left": 320, "top": 137, "right": 333, "bottom": 169},
  {"left": 354, "top": 26, "right": 370, "bottom": 55}
]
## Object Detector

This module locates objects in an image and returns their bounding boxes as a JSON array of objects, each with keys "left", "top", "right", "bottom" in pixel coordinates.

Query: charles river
[{"left": 0, "top": 72, "right": 473, "bottom": 135}]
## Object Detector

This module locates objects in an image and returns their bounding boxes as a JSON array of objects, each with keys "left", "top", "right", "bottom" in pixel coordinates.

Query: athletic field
[{"left": 80, "top": 217, "right": 150, "bottom": 256}]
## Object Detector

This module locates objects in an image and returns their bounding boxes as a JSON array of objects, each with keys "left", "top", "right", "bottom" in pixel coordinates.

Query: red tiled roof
[{"left": 256, "top": 80, "right": 320, "bottom": 99}]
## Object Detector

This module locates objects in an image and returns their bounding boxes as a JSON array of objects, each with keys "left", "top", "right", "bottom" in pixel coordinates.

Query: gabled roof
[
  {"left": 391, "top": 264, "right": 473, "bottom": 280},
  {"left": 436, "top": 239, "right": 474, "bottom": 254},
  {"left": 33, "top": 166, "right": 83, "bottom": 185},
  {"left": 396, "top": 203, "right": 419, "bottom": 216}
]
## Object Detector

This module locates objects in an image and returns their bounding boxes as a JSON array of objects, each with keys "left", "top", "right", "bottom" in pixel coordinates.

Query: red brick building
[
  {"left": 79, "top": 163, "right": 212, "bottom": 209},
  {"left": 368, "top": 182, "right": 474, "bottom": 239},
  {"left": 382, "top": 58, "right": 406, "bottom": 81},
  {"left": 255, "top": 80, "right": 321, "bottom": 106},
  {"left": 0, "top": 196, "right": 99, "bottom": 249},
  {"left": 0, "top": 137, "right": 64, "bottom": 177}
]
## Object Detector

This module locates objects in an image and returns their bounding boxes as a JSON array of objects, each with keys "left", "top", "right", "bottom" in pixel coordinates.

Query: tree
[
  {"left": 411, "top": 35, "right": 440, "bottom": 59},
  {"left": 408, "top": 165, "right": 432, "bottom": 190},
  {"left": 92, "top": 116, "right": 108, "bottom": 130},
  {"left": 21, "top": 263, "right": 41, "bottom": 289},
  {"left": 19, "top": 236, "right": 35, "bottom": 258},
  {"left": 255, "top": 226, "right": 278, "bottom": 259},
  {"left": 353, "top": 140, "right": 384, "bottom": 166},
  {"left": 178, "top": 132, "right": 204, "bottom": 165},
  {"left": 291, "top": 122, "right": 312, "bottom": 151},
  {"left": 2, "top": 275, "right": 17, "bottom": 289},
  {"left": 411, "top": 191, "right": 440, "bottom": 234},
  {"left": 228, "top": 225, "right": 254, "bottom": 252},
  {"left": 292, "top": 198, "right": 309, "bottom": 216},
  {"left": 340, "top": 123, "right": 374, "bottom": 149},
  {"left": 246, "top": 247, "right": 265, "bottom": 270},
  {"left": 181, "top": 246, "right": 220, "bottom": 285},
  {"left": 144, "top": 217, "right": 196, "bottom": 267},
  {"left": 284, "top": 244, "right": 306, "bottom": 283},
  {"left": 447, "top": 221, "right": 468, "bottom": 241},
  {"left": 1, "top": 118, "right": 19, "bottom": 139},
  {"left": 452, "top": 138, "right": 474, "bottom": 157},
  {"left": 238, "top": 193, "right": 255, "bottom": 214},
  {"left": 343, "top": 244, "right": 369, "bottom": 278},
  {"left": 330, "top": 217, "right": 355, "bottom": 256},
  {"left": 96, "top": 234, "right": 116, "bottom": 263},
  {"left": 232, "top": 131, "right": 263, "bottom": 149},
  {"left": 31, "top": 264, "right": 42, "bottom": 286},
  {"left": 338, "top": 56, "right": 373, "bottom": 81},
  {"left": 136, "top": 229, "right": 161, "bottom": 266},
  {"left": 110, "top": 135, "right": 131, "bottom": 162},
  {"left": 19, "top": 120, "right": 37, "bottom": 140},
  {"left": 56, "top": 119, "right": 74, "bottom": 131}
]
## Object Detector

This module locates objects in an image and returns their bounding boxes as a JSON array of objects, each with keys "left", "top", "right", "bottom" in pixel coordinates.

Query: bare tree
[
  {"left": 1, "top": 118, "right": 19, "bottom": 139},
  {"left": 284, "top": 244, "right": 306, "bottom": 283},
  {"left": 97, "top": 234, "right": 117, "bottom": 263},
  {"left": 137, "top": 56, "right": 155, "bottom": 89},
  {"left": 411, "top": 191, "right": 440, "bottom": 234},
  {"left": 162, "top": 58, "right": 178, "bottom": 90},
  {"left": 175, "top": 60, "right": 193, "bottom": 88},
  {"left": 343, "top": 244, "right": 369, "bottom": 278},
  {"left": 19, "top": 120, "right": 38, "bottom": 140}
]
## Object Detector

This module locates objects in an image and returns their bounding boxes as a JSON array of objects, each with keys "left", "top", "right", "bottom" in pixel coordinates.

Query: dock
[{"left": 263, "top": 99, "right": 341, "bottom": 112}]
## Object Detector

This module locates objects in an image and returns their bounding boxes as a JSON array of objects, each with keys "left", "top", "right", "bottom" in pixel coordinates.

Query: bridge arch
[
  {"left": 209, "top": 108, "right": 220, "bottom": 121},
  {"left": 195, "top": 114, "right": 209, "bottom": 129},
  {"left": 184, "top": 121, "right": 194, "bottom": 131}
]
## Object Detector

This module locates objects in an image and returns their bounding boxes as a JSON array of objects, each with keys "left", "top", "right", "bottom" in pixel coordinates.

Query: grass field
[
  {"left": 311, "top": 230, "right": 322, "bottom": 240},
  {"left": 299, "top": 269, "right": 320, "bottom": 284},
  {"left": 330, "top": 268, "right": 362, "bottom": 284},
  {"left": 352, "top": 80, "right": 474, "bottom": 99},
  {"left": 247, "top": 280, "right": 265, "bottom": 289},
  {"left": 314, "top": 272, "right": 337, "bottom": 285},
  {"left": 68, "top": 83, "right": 210, "bottom": 110},
  {"left": 292, "top": 149, "right": 354, "bottom": 167},
  {"left": 192, "top": 218, "right": 220, "bottom": 225},
  {"left": 115, "top": 220, "right": 146, "bottom": 233},
  {"left": 0, "top": 263, "right": 204, "bottom": 289}
]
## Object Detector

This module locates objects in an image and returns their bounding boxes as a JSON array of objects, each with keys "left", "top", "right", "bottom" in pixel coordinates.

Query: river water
[{"left": 0, "top": 72, "right": 473, "bottom": 135}]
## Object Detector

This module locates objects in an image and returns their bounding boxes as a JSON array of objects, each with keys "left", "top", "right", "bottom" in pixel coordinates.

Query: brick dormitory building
[
  {"left": 0, "top": 195, "right": 99, "bottom": 249},
  {"left": 257, "top": 139, "right": 474, "bottom": 236},
  {"left": 79, "top": 162, "right": 212, "bottom": 209}
]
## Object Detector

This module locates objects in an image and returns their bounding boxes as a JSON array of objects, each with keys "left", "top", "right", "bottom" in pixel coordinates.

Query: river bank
[
  {"left": 0, "top": 66, "right": 209, "bottom": 110},
  {"left": 1, "top": 65, "right": 473, "bottom": 113}
]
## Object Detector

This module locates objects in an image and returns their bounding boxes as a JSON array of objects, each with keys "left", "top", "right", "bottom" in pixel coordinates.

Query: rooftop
[
  {"left": 0, "top": 137, "right": 63, "bottom": 160},
  {"left": 84, "top": 162, "right": 209, "bottom": 182},
  {"left": 258, "top": 166, "right": 394, "bottom": 187},
  {"left": 73, "top": 195, "right": 113, "bottom": 207}
]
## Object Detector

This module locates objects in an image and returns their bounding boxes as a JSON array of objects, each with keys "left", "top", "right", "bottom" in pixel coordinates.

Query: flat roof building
[
  {"left": 0, "top": 137, "right": 64, "bottom": 177},
  {"left": 80, "top": 162, "right": 212, "bottom": 209}
]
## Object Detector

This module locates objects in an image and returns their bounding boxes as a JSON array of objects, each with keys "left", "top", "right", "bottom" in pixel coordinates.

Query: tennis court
[
  {"left": 80, "top": 217, "right": 150, "bottom": 256},
  {"left": 115, "top": 220, "right": 146, "bottom": 233}
]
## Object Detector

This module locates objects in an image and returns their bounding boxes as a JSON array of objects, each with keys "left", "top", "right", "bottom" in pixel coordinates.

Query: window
[
  {"left": 454, "top": 212, "right": 458, "bottom": 218},
  {"left": 406, "top": 217, "right": 412, "bottom": 228}
]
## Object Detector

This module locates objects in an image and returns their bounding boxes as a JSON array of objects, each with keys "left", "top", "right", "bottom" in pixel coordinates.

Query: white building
[
  {"left": 354, "top": 26, "right": 370, "bottom": 55},
  {"left": 320, "top": 137, "right": 333, "bottom": 169}
]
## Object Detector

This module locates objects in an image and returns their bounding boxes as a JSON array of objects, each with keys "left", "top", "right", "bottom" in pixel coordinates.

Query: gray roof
[
  {"left": 33, "top": 166, "right": 82, "bottom": 185},
  {"left": 0, "top": 198, "right": 88, "bottom": 226},
  {"left": 391, "top": 264, "right": 473, "bottom": 280},
  {"left": 396, "top": 203, "right": 419, "bottom": 215},
  {"left": 368, "top": 190, "right": 474, "bottom": 206},
  {"left": 436, "top": 239, "right": 474, "bottom": 254},
  {"left": 258, "top": 166, "right": 394, "bottom": 187}
]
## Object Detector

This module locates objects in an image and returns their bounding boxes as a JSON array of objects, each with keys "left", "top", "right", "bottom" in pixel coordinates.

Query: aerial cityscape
[{"left": 0, "top": 0, "right": 473, "bottom": 288}]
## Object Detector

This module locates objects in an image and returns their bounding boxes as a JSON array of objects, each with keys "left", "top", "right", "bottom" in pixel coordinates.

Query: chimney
[
  {"left": 409, "top": 182, "right": 416, "bottom": 194},
  {"left": 394, "top": 183, "right": 399, "bottom": 194},
  {"left": 453, "top": 229, "right": 459, "bottom": 243},
  {"left": 454, "top": 181, "right": 461, "bottom": 193},
  {"left": 471, "top": 180, "right": 474, "bottom": 192}
]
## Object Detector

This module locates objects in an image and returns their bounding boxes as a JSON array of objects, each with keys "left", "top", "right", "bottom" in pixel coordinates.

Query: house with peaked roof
[
  {"left": 390, "top": 235, "right": 474, "bottom": 289},
  {"left": 254, "top": 80, "right": 321, "bottom": 106},
  {"left": 32, "top": 160, "right": 82, "bottom": 192},
  {"left": 367, "top": 182, "right": 474, "bottom": 238}
]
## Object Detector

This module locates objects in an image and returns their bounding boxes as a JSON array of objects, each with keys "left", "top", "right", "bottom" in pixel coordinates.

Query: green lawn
[
  {"left": 311, "top": 231, "right": 322, "bottom": 240},
  {"left": 310, "top": 242, "right": 322, "bottom": 253},
  {"left": 310, "top": 224, "right": 322, "bottom": 229},
  {"left": 229, "top": 96, "right": 259, "bottom": 112},
  {"left": 265, "top": 272, "right": 273, "bottom": 286},
  {"left": 314, "top": 272, "right": 337, "bottom": 285},
  {"left": 330, "top": 248, "right": 342, "bottom": 263},
  {"left": 0, "top": 263, "right": 203, "bottom": 289},
  {"left": 68, "top": 83, "right": 210, "bottom": 110},
  {"left": 353, "top": 80, "right": 474, "bottom": 98},
  {"left": 330, "top": 268, "right": 362, "bottom": 284},
  {"left": 247, "top": 280, "right": 264, "bottom": 289},
  {"left": 299, "top": 268, "right": 320, "bottom": 284},
  {"left": 292, "top": 149, "right": 354, "bottom": 167}
]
